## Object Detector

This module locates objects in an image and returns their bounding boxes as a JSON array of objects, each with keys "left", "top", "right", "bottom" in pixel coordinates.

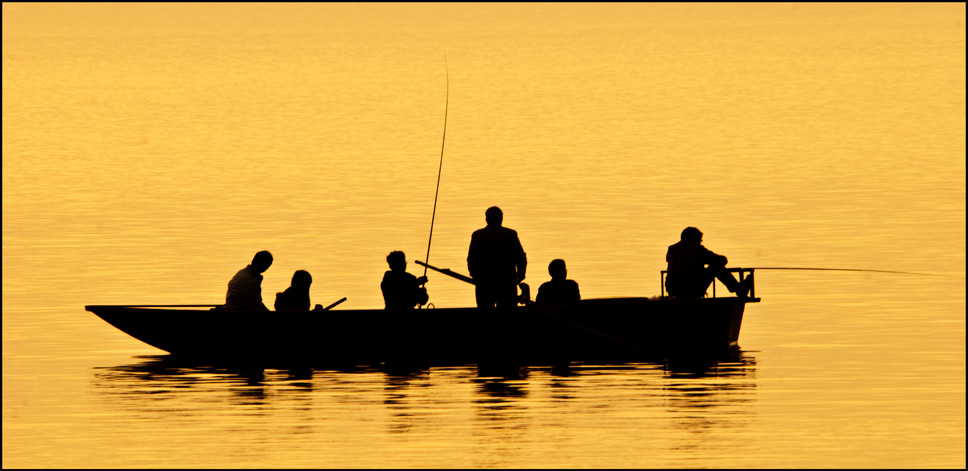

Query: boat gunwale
[{"left": 84, "top": 295, "right": 759, "bottom": 314}]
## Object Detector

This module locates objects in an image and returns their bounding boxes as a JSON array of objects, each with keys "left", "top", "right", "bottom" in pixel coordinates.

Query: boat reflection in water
[{"left": 92, "top": 349, "right": 756, "bottom": 442}]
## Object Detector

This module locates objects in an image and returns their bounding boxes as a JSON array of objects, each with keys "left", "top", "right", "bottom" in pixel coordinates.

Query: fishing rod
[
  {"left": 422, "top": 57, "right": 448, "bottom": 282},
  {"left": 749, "top": 267, "right": 963, "bottom": 278}
]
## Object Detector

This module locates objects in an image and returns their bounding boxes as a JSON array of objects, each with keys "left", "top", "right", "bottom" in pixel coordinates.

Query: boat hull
[{"left": 86, "top": 297, "right": 755, "bottom": 367}]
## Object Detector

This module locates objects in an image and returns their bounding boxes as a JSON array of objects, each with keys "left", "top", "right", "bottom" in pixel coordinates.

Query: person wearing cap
[
  {"left": 467, "top": 206, "right": 527, "bottom": 308},
  {"left": 665, "top": 227, "right": 750, "bottom": 299}
]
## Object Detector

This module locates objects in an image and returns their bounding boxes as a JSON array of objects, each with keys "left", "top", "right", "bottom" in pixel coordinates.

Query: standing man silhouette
[{"left": 467, "top": 206, "right": 527, "bottom": 308}]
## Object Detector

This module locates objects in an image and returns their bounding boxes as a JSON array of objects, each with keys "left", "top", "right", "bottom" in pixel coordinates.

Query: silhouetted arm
[
  {"left": 467, "top": 234, "right": 480, "bottom": 279},
  {"left": 700, "top": 246, "right": 728, "bottom": 267},
  {"left": 247, "top": 274, "right": 269, "bottom": 311},
  {"left": 380, "top": 272, "right": 392, "bottom": 308},
  {"left": 514, "top": 233, "right": 527, "bottom": 282},
  {"left": 535, "top": 283, "right": 547, "bottom": 303}
]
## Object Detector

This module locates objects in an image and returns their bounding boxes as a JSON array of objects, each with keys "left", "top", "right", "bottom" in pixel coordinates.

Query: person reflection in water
[
  {"left": 467, "top": 206, "right": 527, "bottom": 308},
  {"left": 275, "top": 270, "right": 321, "bottom": 311},
  {"left": 536, "top": 259, "right": 581, "bottom": 304},
  {"left": 225, "top": 250, "right": 273, "bottom": 311},
  {"left": 665, "top": 227, "right": 750, "bottom": 299},
  {"left": 381, "top": 251, "right": 429, "bottom": 309}
]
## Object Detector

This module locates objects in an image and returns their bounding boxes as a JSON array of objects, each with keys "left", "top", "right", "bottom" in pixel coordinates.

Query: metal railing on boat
[{"left": 660, "top": 268, "right": 755, "bottom": 299}]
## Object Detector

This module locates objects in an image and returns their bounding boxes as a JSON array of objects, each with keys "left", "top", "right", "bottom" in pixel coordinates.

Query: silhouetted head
[
  {"left": 681, "top": 227, "right": 703, "bottom": 243},
  {"left": 291, "top": 270, "right": 312, "bottom": 288},
  {"left": 485, "top": 206, "right": 503, "bottom": 226},
  {"left": 548, "top": 259, "right": 567, "bottom": 280},
  {"left": 251, "top": 250, "right": 273, "bottom": 273},
  {"left": 386, "top": 250, "right": 406, "bottom": 271}
]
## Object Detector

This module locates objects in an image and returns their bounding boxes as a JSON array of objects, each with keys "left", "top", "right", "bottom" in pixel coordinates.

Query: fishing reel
[{"left": 518, "top": 283, "right": 530, "bottom": 304}]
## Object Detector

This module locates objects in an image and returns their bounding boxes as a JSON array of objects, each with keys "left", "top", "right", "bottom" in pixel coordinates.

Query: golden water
[{"left": 3, "top": 3, "right": 965, "bottom": 468}]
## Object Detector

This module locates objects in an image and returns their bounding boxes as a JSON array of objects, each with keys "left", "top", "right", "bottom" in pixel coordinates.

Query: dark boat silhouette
[{"left": 86, "top": 269, "right": 759, "bottom": 368}]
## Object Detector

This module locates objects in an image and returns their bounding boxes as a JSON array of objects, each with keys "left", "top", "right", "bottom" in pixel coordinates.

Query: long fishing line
[
  {"left": 422, "top": 57, "right": 448, "bottom": 281},
  {"left": 750, "top": 267, "right": 962, "bottom": 278}
]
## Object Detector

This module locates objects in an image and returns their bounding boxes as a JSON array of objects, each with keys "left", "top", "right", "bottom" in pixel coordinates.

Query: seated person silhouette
[
  {"left": 536, "top": 259, "right": 581, "bottom": 304},
  {"left": 225, "top": 250, "right": 273, "bottom": 311},
  {"left": 275, "top": 270, "right": 322, "bottom": 311},
  {"left": 381, "top": 251, "right": 429, "bottom": 309},
  {"left": 665, "top": 227, "right": 750, "bottom": 299}
]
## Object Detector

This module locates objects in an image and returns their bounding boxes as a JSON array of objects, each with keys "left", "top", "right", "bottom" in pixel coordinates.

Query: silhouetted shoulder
[
  {"left": 536, "top": 279, "right": 580, "bottom": 304},
  {"left": 381, "top": 270, "right": 424, "bottom": 309},
  {"left": 275, "top": 286, "right": 309, "bottom": 311}
]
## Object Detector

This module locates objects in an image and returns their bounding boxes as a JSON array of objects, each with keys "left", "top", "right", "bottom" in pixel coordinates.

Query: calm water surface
[{"left": 3, "top": 3, "right": 965, "bottom": 468}]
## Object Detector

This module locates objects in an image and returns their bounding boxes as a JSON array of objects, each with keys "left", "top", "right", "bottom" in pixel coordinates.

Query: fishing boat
[{"left": 86, "top": 267, "right": 760, "bottom": 368}]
